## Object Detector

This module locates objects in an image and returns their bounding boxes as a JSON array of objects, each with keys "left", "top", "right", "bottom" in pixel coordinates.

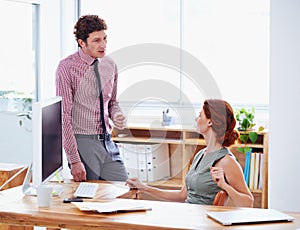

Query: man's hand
[
  {"left": 71, "top": 162, "right": 87, "bottom": 182},
  {"left": 112, "top": 112, "right": 126, "bottom": 130}
]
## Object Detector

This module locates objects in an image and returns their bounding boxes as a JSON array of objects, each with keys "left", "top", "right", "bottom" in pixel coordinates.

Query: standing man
[{"left": 56, "top": 15, "right": 128, "bottom": 182}]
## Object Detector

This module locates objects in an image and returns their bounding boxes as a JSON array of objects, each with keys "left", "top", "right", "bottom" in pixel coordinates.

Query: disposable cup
[{"left": 37, "top": 185, "right": 53, "bottom": 207}]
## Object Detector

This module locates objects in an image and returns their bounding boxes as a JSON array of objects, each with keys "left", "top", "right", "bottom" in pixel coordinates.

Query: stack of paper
[{"left": 72, "top": 199, "right": 152, "bottom": 214}]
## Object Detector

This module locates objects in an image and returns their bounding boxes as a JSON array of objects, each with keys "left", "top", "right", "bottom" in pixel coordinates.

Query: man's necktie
[{"left": 93, "top": 59, "right": 107, "bottom": 134}]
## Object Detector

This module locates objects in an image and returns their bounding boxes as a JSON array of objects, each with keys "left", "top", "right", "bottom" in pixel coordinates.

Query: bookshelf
[{"left": 113, "top": 124, "right": 268, "bottom": 208}]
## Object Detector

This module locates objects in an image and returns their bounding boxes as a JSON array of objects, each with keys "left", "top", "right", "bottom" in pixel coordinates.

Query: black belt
[{"left": 75, "top": 134, "right": 112, "bottom": 141}]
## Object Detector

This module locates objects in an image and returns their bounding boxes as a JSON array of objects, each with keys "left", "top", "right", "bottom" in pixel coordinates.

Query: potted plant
[{"left": 235, "top": 107, "right": 264, "bottom": 153}]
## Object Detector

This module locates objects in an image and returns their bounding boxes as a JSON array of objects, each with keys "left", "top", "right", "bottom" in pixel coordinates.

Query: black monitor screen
[{"left": 41, "top": 100, "right": 62, "bottom": 182}]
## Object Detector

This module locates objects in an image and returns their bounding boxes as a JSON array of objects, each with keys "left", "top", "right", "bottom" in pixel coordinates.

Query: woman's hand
[
  {"left": 125, "top": 177, "right": 145, "bottom": 191},
  {"left": 210, "top": 166, "right": 226, "bottom": 189}
]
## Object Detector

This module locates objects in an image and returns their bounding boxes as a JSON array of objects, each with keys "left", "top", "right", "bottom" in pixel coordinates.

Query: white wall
[{"left": 269, "top": 0, "right": 300, "bottom": 212}]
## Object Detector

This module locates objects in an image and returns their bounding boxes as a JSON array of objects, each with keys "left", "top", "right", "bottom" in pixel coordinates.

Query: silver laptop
[{"left": 207, "top": 208, "right": 294, "bottom": 226}]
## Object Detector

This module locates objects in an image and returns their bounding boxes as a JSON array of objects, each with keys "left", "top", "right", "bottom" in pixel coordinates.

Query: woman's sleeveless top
[{"left": 185, "top": 147, "right": 232, "bottom": 205}]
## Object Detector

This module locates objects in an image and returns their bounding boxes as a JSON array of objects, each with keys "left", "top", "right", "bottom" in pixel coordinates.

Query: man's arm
[
  {"left": 55, "top": 63, "right": 81, "bottom": 165},
  {"left": 56, "top": 62, "right": 87, "bottom": 181}
]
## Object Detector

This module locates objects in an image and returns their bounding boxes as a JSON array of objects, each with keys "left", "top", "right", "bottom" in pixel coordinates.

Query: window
[
  {"left": 80, "top": 0, "right": 181, "bottom": 102},
  {"left": 0, "top": 0, "right": 40, "bottom": 112},
  {"left": 183, "top": 0, "right": 269, "bottom": 106},
  {"left": 80, "top": 1, "right": 269, "bottom": 125}
]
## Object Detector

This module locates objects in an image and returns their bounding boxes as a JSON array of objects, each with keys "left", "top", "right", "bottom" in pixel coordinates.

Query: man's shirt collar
[{"left": 79, "top": 49, "right": 101, "bottom": 66}]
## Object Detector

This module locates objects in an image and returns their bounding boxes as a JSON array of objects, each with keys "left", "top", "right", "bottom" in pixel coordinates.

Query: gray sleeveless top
[{"left": 185, "top": 147, "right": 232, "bottom": 205}]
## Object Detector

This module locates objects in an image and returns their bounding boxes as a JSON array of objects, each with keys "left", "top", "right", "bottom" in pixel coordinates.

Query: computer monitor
[{"left": 22, "top": 96, "right": 63, "bottom": 195}]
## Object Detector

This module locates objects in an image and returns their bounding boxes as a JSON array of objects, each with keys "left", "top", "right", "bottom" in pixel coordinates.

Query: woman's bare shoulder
[{"left": 217, "top": 153, "right": 242, "bottom": 170}]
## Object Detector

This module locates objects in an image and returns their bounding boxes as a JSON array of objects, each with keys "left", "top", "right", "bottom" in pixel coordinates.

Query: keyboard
[{"left": 74, "top": 182, "right": 99, "bottom": 198}]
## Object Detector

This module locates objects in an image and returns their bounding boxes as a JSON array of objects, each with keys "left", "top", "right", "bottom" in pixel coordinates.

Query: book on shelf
[
  {"left": 247, "top": 152, "right": 264, "bottom": 190},
  {"left": 249, "top": 152, "right": 256, "bottom": 190},
  {"left": 253, "top": 152, "right": 260, "bottom": 190},
  {"left": 258, "top": 153, "right": 264, "bottom": 190},
  {"left": 243, "top": 151, "right": 251, "bottom": 186}
]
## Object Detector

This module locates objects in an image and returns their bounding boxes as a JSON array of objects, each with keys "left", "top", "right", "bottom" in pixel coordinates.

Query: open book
[{"left": 72, "top": 199, "right": 152, "bottom": 214}]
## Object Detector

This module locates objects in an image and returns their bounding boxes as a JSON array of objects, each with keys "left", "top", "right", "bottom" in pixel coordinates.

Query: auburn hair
[{"left": 203, "top": 99, "right": 239, "bottom": 147}]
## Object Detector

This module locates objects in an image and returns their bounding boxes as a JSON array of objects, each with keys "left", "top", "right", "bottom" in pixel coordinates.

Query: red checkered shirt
[{"left": 55, "top": 49, "right": 121, "bottom": 164}]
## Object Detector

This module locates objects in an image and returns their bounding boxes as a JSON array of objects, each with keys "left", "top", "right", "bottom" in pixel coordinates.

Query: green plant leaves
[
  {"left": 235, "top": 107, "right": 256, "bottom": 131},
  {"left": 239, "top": 132, "right": 258, "bottom": 144},
  {"left": 241, "top": 119, "right": 251, "bottom": 131},
  {"left": 237, "top": 147, "right": 252, "bottom": 154},
  {"left": 238, "top": 132, "right": 257, "bottom": 154},
  {"left": 258, "top": 126, "right": 265, "bottom": 132},
  {"left": 239, "top": 134, "right": 249, "bottom": 143},
  {"left": 234, "top": 107, "right": 265, "bottom": 154},
  {"left": 249, "top": 132, "right": 258, "bottom": 143}
]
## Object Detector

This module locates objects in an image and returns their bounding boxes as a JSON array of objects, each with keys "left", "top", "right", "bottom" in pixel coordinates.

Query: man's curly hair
[{"left": 74, "top": 15, "right": 107, "bottom": 47}]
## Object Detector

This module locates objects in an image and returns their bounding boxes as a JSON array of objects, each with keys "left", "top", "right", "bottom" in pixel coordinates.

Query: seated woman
[{"left": 126, "top": 99, "right": 254, "bottom": 207}]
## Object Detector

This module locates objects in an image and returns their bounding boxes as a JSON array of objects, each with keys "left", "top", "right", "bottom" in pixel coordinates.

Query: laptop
[{"left": 207, "top": 208, "right": 294, "bottom": 226}]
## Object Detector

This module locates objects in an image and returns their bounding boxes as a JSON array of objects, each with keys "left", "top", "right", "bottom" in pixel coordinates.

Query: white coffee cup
[{"left": 37, "top": 185, "right": 53, "bottom": 207}]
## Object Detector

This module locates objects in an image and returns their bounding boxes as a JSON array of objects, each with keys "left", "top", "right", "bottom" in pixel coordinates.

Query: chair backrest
[{"left": 213, "top": 190, "right": 228, "bottom": 206}]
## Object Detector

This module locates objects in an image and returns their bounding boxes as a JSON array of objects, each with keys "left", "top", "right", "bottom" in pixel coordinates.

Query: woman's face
[{"left": 195, "top": 109, "right": 211, "bottom": 134}]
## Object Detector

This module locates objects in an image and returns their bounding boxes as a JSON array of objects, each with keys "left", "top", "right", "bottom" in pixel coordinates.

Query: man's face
[{"left": 80, "top": 30, "right": 107, "bottom": 58}]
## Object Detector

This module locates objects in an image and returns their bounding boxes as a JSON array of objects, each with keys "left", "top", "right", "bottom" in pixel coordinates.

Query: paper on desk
[{"left": 72, "top": 199, "right": 152, "bottom": 214}]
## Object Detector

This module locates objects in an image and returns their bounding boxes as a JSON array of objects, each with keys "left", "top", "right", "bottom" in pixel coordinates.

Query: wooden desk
[{"left": 0, "top": 181, "right": 299, "bottom": 230}]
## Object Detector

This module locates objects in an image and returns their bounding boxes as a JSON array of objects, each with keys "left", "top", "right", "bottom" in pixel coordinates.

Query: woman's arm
[
  {"left": 211, "top": 155, "right": 254, "bottom": 207},
  {"left": 126, "top": 177, "right": 187, "bottom": 202}
]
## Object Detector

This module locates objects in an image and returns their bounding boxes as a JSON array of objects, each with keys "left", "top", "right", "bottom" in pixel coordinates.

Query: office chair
[{"left": 213, "top": 190, "right": 228, "bottom": 206}]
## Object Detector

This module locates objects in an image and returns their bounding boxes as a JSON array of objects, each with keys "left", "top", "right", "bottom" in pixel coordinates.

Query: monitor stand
[
  {"left": 22, "top": 163, "right": 64, "bottom": 196},
  {"left": 22, "top": 163, "right": 37, "bottom": 196}
]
